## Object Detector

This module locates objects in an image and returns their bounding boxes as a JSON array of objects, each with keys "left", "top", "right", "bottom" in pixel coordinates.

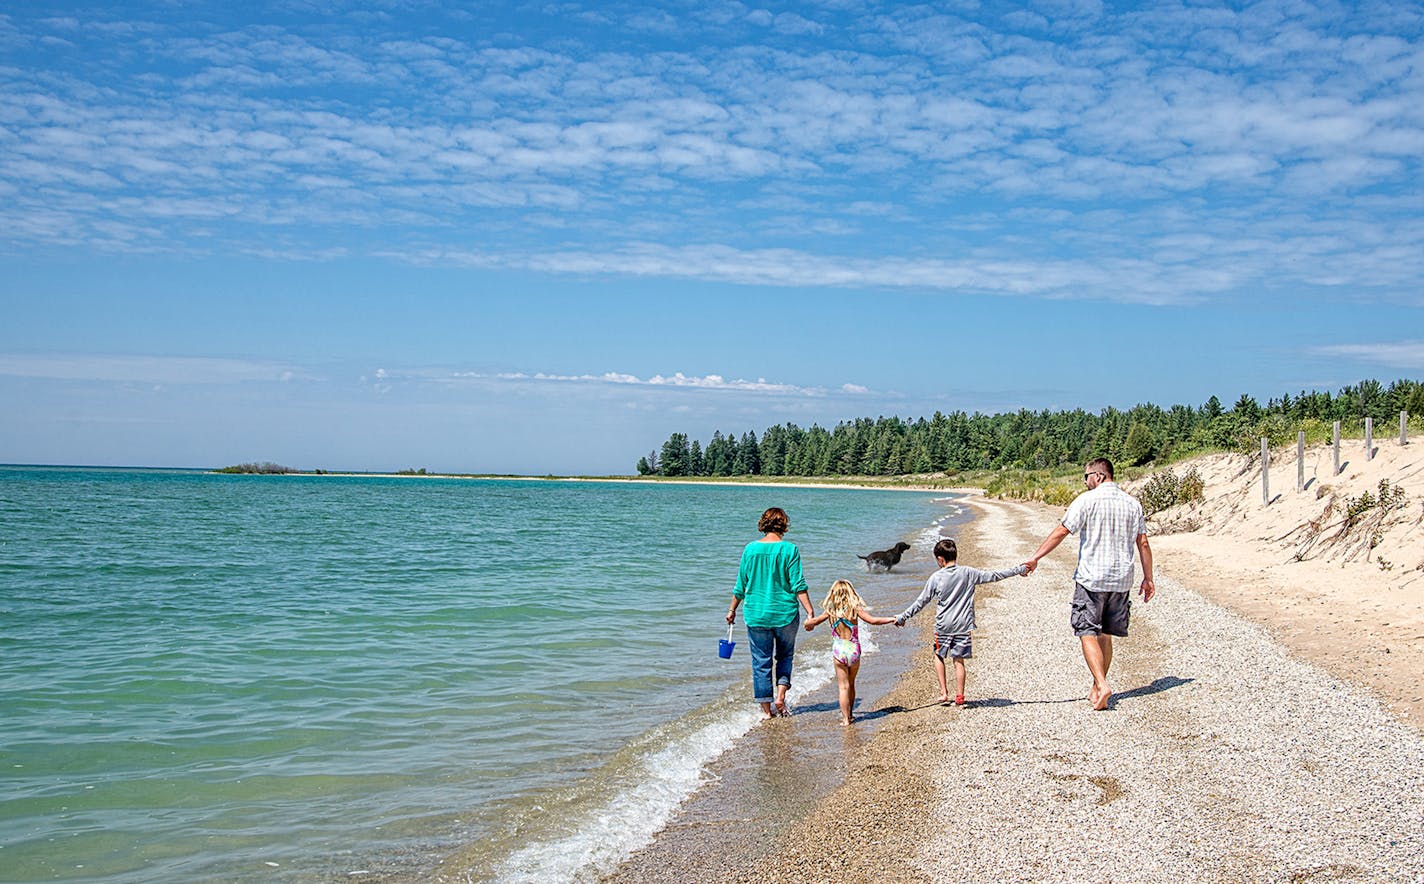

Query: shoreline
[
  {"left": 606, "top": 479, "right": 1424, "bottom": 881},
  {"left": 293, "top": 472, "right": 970, "bottom": 493}
]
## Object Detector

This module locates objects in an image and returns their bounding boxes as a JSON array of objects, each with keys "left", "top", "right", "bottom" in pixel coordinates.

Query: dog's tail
[{"left": 856, "top": 554, "right": 869, "bottom": 561}]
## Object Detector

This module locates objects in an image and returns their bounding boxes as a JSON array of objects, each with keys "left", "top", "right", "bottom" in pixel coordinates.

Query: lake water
[{"left": 0, "top": 467, "right": 962, "bottom": 882}]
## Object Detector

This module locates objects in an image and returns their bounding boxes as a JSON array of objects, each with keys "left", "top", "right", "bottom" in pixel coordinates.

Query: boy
[{"left": 895, "top": 538, "right": 1027, "bottom": 705}]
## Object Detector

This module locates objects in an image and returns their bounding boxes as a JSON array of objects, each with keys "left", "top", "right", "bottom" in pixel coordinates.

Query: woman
[{"left": 726, "top": 506, "right": 814, "bottom": 719}]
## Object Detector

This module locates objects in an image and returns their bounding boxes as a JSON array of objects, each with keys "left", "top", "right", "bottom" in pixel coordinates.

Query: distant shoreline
[{"left": 208, "top": 468, "right": 974, "bottom": 494}]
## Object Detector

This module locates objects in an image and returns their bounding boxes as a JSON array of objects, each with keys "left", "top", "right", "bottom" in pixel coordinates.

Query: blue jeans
[{"left": 747, "top": 616, "right": 800, "bottom": 703}]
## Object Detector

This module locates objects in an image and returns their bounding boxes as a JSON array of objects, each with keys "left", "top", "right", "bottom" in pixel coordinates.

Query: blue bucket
[{"left": 718, "top": 625, "right": 736, "bottom": 659}]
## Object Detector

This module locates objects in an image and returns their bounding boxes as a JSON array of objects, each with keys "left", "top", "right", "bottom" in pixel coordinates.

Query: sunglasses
[{"left": 1084, "top": 471, "right": 1106, "bottom": 480}]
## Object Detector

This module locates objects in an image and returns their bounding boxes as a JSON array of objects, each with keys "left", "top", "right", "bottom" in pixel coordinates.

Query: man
[{"left": 1027, "top": 457, "right": 1155, "bottom": 710}]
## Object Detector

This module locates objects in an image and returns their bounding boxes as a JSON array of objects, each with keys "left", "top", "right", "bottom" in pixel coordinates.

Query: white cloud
[
  {"left": 440, "top": 368, "right": 875, "bottom": 398},
  {"left": 0, "top": 3, "right": 1420, "bottom": 310},
  {"left": 1315, "top": 341, "right": 1424, "bottom": 370},
  {"left": 0, "top": 354, "right": 302, "bottom": 384}
]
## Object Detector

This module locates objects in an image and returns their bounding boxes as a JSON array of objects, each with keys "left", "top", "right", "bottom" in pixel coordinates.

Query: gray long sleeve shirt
[{"left": 896, "top": 563, "right": 1027, "bottom": 635}]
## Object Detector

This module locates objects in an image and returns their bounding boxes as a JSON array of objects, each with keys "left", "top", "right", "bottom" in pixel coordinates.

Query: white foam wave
[
  {"left": 491, "top": 706, "right": 756, "bottom": 882},
  {"left": 492, "top": 655, "right": 837, "bottom": 883}
]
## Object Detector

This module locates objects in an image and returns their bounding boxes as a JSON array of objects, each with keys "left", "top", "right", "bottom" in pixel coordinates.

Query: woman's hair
[
  {"left": 758, "top": 507, "right": 789, "bottom": 535},
  {"left": 822, "top": 579, "right": 868, "bottom": 619}
]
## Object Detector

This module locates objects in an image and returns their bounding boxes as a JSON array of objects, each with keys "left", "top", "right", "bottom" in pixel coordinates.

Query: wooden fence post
[
  {"left": 1366, "top": 417, "right": 1374, "bottom": 460},
  {"left": 1402, "top": 411, "right": 1409, "bottom": 446},
  {"left": 1333, "top": 421, "right": 1341, "bottom": 475},
  {"left": 1261, "top": 437, "right": 1270, "bottom": 505},
  {"left": 1297, "top": 431, "right": 1305, "bottom": 492}
]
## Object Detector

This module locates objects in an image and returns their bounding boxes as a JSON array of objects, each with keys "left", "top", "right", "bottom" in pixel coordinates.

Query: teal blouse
[{"left": 734, "top": 540, "right": 808, "bottom": 628}]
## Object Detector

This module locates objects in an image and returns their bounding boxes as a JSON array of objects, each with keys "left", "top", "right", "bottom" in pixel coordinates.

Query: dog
[{"left": 858, "top": 541, "right": 911, "bottom": 572}]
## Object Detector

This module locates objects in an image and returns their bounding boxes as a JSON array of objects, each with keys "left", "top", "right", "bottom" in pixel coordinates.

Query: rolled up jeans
[{"left": 746, "top": 615, "right": 800, "bottom": 704}]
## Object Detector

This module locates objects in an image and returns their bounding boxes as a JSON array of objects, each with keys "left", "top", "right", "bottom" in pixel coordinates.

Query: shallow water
[{"left": 0, "top": 467, "right": 961, "bottom": 882}]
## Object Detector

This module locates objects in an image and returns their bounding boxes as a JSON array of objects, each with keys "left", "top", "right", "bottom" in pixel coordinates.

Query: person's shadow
[
  {"left": 944, "top": 676, "right": 1196, "bottom": 710},
  {"left": 1112, "top": 675, "right": 1194, "bottom": 700},
  {"left": 831, "top": 676, "right": 1196, "bottom": 719}
]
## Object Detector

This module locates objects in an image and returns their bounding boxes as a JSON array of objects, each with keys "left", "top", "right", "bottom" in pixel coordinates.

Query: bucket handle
[{"left": 726, "top": 623, "right": 734, "bottom": 643}]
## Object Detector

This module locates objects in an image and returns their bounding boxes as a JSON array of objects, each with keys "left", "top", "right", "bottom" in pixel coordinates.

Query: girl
[{"left": 804, "top": 580, "right": 896, "bottom": 725}]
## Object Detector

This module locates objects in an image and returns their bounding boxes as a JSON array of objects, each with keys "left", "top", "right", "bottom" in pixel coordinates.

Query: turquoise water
[{"left": 0, "top": 467, "right": 957, "bottom": 882}]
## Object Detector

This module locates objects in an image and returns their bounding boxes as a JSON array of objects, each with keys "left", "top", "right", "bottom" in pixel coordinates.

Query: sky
[{"left": 1, "top": 0, "right": 1422, "bottom": 474}]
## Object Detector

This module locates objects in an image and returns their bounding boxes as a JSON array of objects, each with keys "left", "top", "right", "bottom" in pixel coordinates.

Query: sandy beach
[{"left": 605, "top": 442, "right": 1424, "bottom": 882}]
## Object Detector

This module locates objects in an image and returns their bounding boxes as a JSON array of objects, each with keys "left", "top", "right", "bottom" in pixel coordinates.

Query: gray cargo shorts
[
  {"left": 1070, "top": 583, "right": 1131, "bottom": 637},
  {"left": 934, "top": 632, "right": 972, "bottom": 660}
]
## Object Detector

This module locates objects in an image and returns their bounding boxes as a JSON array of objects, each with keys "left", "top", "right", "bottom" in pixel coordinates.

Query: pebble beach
[{"left": 606, "top": 492, "right": 1424, "bottom": 883}]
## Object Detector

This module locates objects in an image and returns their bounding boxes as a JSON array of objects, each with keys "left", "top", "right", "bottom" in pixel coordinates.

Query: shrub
[
  {"left": 1344, "top": 480, "right": 1408, "bottom": 528},
  {"left": 1139, "top": 471, "right": 1181, "bottom": 515},
  {"left": 1138, "top": 466, "right": 1207, "bottom": 515},
  {"left": 1177, "top": 467, "right": 1205, "bottom": 503}
]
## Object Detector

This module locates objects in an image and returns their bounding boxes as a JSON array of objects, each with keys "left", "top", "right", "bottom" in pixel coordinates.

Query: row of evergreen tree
[{"left": 635, "top": 379, "right": 1424, "bottom": 478}]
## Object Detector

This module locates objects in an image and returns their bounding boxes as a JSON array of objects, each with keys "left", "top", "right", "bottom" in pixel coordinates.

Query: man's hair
[
  {"left": 933, "top": 538, "right": 958, "bottom": 562},
  {"left": 758, "top": 507, "right": 789, "bottom": 534},
  {"left": 1087, "top": 457, "right": 1114, "bottom": 479}
]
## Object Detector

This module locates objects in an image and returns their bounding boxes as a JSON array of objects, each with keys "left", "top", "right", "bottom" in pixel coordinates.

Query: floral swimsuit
[{"left": 830, "top": 616, "right": 861, "bottom": 667}]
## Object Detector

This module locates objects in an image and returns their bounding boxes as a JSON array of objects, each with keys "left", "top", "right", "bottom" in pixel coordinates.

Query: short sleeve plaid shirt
[{"left": 1061, "top": 481, "right": 1147, "bottom": 593}]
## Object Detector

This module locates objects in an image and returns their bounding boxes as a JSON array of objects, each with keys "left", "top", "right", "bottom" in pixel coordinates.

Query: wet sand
[{"left": 604, "top": 564, "right": 935, "bottom": 882}]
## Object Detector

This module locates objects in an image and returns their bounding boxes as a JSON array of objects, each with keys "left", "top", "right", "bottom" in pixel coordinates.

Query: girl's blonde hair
[{"left": 822, "top": 579, "right": 869, "bottom": 619}]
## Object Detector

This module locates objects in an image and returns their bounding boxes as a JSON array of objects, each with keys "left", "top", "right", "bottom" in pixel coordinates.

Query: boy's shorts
[
  {"left": 934, "top": 632, "right": 972, "bottom": 660},
  {"left": 1071, "top": 584, "right": 1131, "bottom": 637}
]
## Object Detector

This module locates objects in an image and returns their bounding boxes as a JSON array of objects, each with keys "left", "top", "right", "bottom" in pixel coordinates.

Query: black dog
[{"left": 858, "top": 541, "right": 911, "bottom": 572}]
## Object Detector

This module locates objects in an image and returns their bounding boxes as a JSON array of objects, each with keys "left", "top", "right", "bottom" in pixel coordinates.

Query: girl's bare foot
[{"left": 841, "top": 717, "right": 853, "bottom": 726}]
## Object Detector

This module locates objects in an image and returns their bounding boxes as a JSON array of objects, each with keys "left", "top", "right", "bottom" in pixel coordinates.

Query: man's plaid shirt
[{"left": 1061, "top": 481, "right": 1147, "bottom": 593}]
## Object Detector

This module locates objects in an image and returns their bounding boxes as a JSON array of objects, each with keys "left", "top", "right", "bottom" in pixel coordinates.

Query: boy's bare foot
[{"left": 938, "top": 694, "right": 950, "bottom": 704}]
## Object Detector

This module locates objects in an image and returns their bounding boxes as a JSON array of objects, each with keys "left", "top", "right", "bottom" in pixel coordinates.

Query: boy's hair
[
  {"left": 822, "top": 579, "right": 868, "bottom": 618},
  {"left": 934, "top": 538, "right": 958, "bottom": 562},
  {"left": 758, "top": 507, "right": 789, "bottom": 534},
  {"left": 1087, "top": 456, "right": 1114, "bottom": 479}
]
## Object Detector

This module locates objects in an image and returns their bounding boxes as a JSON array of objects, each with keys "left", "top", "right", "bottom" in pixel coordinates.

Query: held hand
[
  {"left": 804, "top": 621, "right": 815, "bottom": 632},
  {"left": 1140, "top": 578, "right": 1156, "bottom": 603},
  {"left": 1021, "top": 560, "right": 1037, "bottom": 575},
  {"left": 726, "top": 610, "right": 736, "bottom": 625}
]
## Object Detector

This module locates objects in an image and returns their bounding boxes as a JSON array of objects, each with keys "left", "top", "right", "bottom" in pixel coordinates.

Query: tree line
[{"left": 635, "top": 379, "right": 1424, "bottom": 478}]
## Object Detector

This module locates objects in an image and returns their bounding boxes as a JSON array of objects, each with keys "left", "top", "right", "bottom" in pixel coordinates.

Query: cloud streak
[
  {"left": 446, "top": 369, "right": 877, "bottom": 398},
  {"left": 1316, "top": 341, "right": 1424, "bottom": 371},
  {"left": 0, "top": 354, "right": 301, "bottom": 384}
]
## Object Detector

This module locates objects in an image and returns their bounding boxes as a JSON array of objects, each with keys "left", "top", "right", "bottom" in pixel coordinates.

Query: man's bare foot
[
  {"left": 1088, "top": 683, "right": 1099, "bottom": 705},
  {"left": 1092, "top": 685, "right": 1112, "bottom": 711}
]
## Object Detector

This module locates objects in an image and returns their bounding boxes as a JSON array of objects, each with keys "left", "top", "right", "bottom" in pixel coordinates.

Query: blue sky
[{"left": 2, "top": 1, "right": 1422, "bottom": 474}]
